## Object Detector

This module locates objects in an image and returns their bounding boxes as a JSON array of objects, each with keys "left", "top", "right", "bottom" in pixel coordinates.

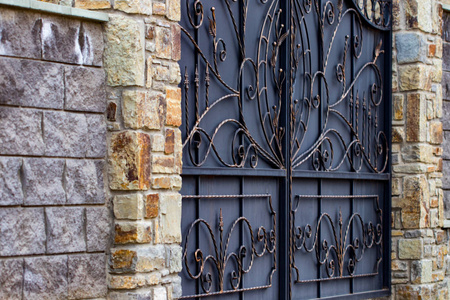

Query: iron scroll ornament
[
  {"left": 292, "top": 195, "right": 383, "bottom": 282},
  {"left": 181, "top": 0, "right": 390, "bottom": 172},
  {"left": 180, "top": 194, "right": 277, "bottom": 298}
]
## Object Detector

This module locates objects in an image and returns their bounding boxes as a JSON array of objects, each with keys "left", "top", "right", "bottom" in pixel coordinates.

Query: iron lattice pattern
[{"left": 180, "top": 0, "right": 391, "bottom": 298}]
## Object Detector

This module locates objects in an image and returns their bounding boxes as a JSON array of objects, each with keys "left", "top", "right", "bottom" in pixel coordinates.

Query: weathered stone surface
[
  {"left": 153, "top": 2, "right": 166, "bottom": 15},
  {"left": 404, "top": 0, "right": 432, "bottom": 32},
  {"left": 155, "top": 26, "right": 171, "bottom": 59},
  {"left": 392, "top": 127, "right": 404, "bottom": 143},
  {"left": 109, "top": 131, "right": 151, "bottom": 190},
  {"left": 109, "top": 291, "right": 154, "bottom": 299},
  {"left": 399, "top": 65, "right": 432, "bottom": 91},
  {"left": 135, "top": 245, "right": 165, "bottom": 272},
  {"left": 0, "top": 58, "right": 64, "bottom": 108},
  {"left": 0, "top": 107, "right": 44, "bottom": 155},
  {"left": 166, "top": 87, "right": 182, "bottom": 126},
  {"left": 46, "top": 207, "right": 86, "bottom": 253},
  {"left": 86, "top": 207, "right": 110, "bottom": 252},
  {"left": 24, "top": 256, "right": 68, "bottom": 300},
  {"left": 442, "top": 101, "right": 450, "bottom": 131},
  {"left": 114, "top": 0, "right": 152, "bottom": 15},
  {"left": 145, "top": 193, "right": 159, "bottom": 219},
  {"left": 74, "top": 0, "right": 111, "bottom": 9},
  {"left": 399, "top": 175, "right": 429, "bottom": 228},
  {"left": 0, "top": 259, "right": 23, "bottom": 300},
  {"left": 0, "top": 8, "right": 41, "bottom": 58},
  {"left": 398, "top": 238, "right": 423, "bottom": 259},
  {"left": 444, "top": 190, "right": 450, "bottom": 219},
  {"left": 151, "top": 133, "right": 165, "bottom": 152},
  {"left": 171, "top": 24, "right": 181, "bottom": 60},
  {"left": 411, "top": 259, "right": 432, "bottom": 283},
  {"left": 429, "top": 121, "right": 443, "bottom": 144},
  {"left": 110, "top": 249, "right": 137, "bottom": 273},
  {"left": 395, "top": 33, "right": 427, "bottom": 64},
  {"left": 167, "top": 0, "right": 181, "bottom": 21},
  {"left": 396, "top": 284, "right": 432, "bottom": 299},
  {"left": 108, "top": 275, "right": 146, "bottom": 290},
  {"left": 114, "top": 222, "right": 152, "bottom": 244},
  {"left": 154, "top": 286, "right": 167, "bottom": 300},
  {"left": 23, "top": 158, "right": 65, "bottom": 205},
  {"left": 393, "top": 94, "right": 404, "bottom": 120},
  {"left": 68, "top": 254, "right": 107, "bottom": 299},
  {"left": 114, "top": 194, "right": 143, "bottom": 220},
  {"left": 104, "top": 15, "right": 145, "bottom": 86},
  {"left": 151, "top": 176, "right": 172, "bottom": 189},
  {"left": 86, "top": 114, "right": 107, "bottom": 158},
  {"left": 44, "top": 111, "right": 88, "bottom": 157},
  {"left": 0, "top": 157, "right": 23, "bottom": 206},
  {"left": 442, "top": 160, "right": 450, "bottom": 189},
  {"left": 123, "top": 90, "right": 166, "bottom": 130},
  {"left": 65, "top": 66, "right": 106, "bottom": 112},
  {"left": 159, "top": 193, "right": 182, "bottom": 243},
  {"left": 165, "top": 128, "right": 175, "bottom": 154},
  {"left": 65, "top": 159, "right": 105, "bottom": 204},
  {"left": 166, "top": 245, "right": 182, "bottom": 273},
  {"left": 406, "top": 93, "right": 427, "bottom": 142},
  {"left": 107, "top": 102, "right": 118, "bottom": 122},
  {"left": 0, "top": 208, "right": 46, "bottom": 256},
  {"left": 152, "top": 155, "right": 174, "bottom": 174}
]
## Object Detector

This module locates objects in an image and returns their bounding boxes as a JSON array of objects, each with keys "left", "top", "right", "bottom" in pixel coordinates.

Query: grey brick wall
[
  {"left": 0, "top": 6, "right": 109, "bottom": 300},
  {"left": 444, "top": 12, "right": 450, "bottom": 219}
]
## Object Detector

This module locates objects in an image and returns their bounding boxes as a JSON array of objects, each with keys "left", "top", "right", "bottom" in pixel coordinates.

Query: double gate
[{"left": 179, "top": 0, "right": 391, "bottom": 298}]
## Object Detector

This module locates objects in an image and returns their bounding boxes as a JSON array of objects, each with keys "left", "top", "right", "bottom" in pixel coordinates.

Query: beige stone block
[
  {"left": 113, "top": 194, "right": 144, "bottom": 220},
  {"left": 109, "top": 275, "right": 147, "bottom": 289},
  {"left": 406, "top": 93, "right": 427, "bottom": 142},
  {"left": 399, "top": 65, "right": 431, "bottom": 91},
  {"left": 154, "top": 64, "right": 170, "bottom": 81},
  {"left": 166, "top": 87, "right": 182, "bottom": 127},
  {"left": 152, "top": 2, "right": 166, "bottom": 15},
  {"left": 155, "top": 26, "right": 172, "bottom": 59},
  {"left": 432, "top": 59, "right": 443, "bottom": 83},
  {"left": 392, "top": 178, "right": 402, "bottom": 196},
  {"left": 123, "top": 90, "right": 165, "bottom": 130},
  {"left": 114, "top": 0, "right": 152, "bottom": 15},
  {"left": 159, "top": 193, "right": 182, "bottom": 243},
  {"left": 172, "top": 24, "right": 181, "bottom": 61},
  {"left": 412, "top": 259, "right": 433, "bottom": 283},
  {"left": 429, "top": 121, "right": 443, "bottom": 145},
  {"left": 151, "top": 134, "right": 165, "bottom": 152},
  {"left": 151, "top": 176, "right": 172, "bottom": 189},
  {"left": 401, "top": 144, "right": 435, "bottom": 163},
  {"left": 398, "top": 175, "right": 429, "bottom": 228},
  {"left": 166, "top": 0, "right": 180, "bottom": 21},
  {"left": 393, "top": 94, "right": 404, "bottom": 120},
  {"left": 152, "top": 155, "right": 174, "bottom": 174},
  {"left": 392, "top": 163, "right": 428, "bottom": 174},
  {"left": 135, "top": 246, "right": 165, "bottom": 272},
  {"left": 398, "top": 238, "right": 423, "bottom": 259},
  {"left": 169, "top": 62, "right": 181, "bottom": 84},
  {"left": 109, "top": 131, "right": 151, "bottom": 190},
  {"left": 392, "top": 127, "right": 404, "bottom": 143},
  {"left": 74, "top": 0, "right": 111, "bottom": 9},
  {"left": 146, "top": 57, "right": 153, "bottom": 88},
  {"left": 104, "top": 16, "right": 145, "bottom": 87},
  {"left": 404, "top": 0, "right": 433, "bottom": 32}
]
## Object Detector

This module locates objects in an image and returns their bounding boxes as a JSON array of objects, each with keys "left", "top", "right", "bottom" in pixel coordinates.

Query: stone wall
[
  {"left": 0, "top": 5, "right": 109, "bottom": 300},
  {"left": 391, "top": 0, "right": 450, "bottom": 298}
]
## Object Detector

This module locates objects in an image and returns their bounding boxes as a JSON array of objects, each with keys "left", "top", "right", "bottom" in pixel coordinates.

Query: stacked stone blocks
[
  {"left": 0, "top": 5, "right": 109, "bottom": 300},
  {"left": 391, "top": 0, "right": 450, "bottom": 298}
]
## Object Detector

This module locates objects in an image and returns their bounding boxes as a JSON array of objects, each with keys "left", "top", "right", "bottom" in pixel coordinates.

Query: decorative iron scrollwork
[
  {"left": 181, "top": 194, "right": 277, "bottom": 298},
  {"left": 292, "top": 195, "right": 382, "bottom": 282}
]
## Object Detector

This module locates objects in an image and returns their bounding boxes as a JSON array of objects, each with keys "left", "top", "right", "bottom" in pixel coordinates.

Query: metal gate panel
[{"left": 179, "top": 0, "right": 391, "bottom": 298}]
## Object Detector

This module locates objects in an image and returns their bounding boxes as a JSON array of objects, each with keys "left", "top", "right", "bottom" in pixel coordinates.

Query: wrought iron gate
[{"left": 179, "top": 0, "right": 391, "bottom": 299}]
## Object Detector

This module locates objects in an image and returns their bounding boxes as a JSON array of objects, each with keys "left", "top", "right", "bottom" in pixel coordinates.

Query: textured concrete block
[
  {"left": 68, "top": 254, "right": 107, "bottom": 299},
  {"left": 86, "top": 114, "right": 107, "bottom": 158},
  {"left": 23, "top": 158, "right": 65, "bottom": 205},
  {"left": 443, "top": 73, "right": 450, "bottom": 100},
  {"left": 104, "top": 15, "right": 145, "bottom": 86},
  {"left": 443, "top": 44, "right": 450, "bottom": 71},
  {"left": 86, "top": 206, "right": 110, "bottom": 252},
  {"left": 65, "top": 66, "right": 106, "bottom": 112},
  {"left": 41, "top": 16, "right": 103, "bottom": 66},
  {"left": 109, "top": 131, "right": 151, "bottom": 190},
  {"left": 0, "top": 7, "right": 42, "bottom": 58},
  {"left": 0, "top": 208, "right": 46, "bottom": 256},
  {"left": 0, "top": 259, "right": 23, "bottom": 300},
  {"left": 24, "top": 256, "right": 68, "bottom": 300},
  {"left": 0, "top": 107, "right": 44, "bottom": 155},
  {"left": 65, "top": 160, "right": 105, "bottom": 204},
  {"left": 0, "top": 58, "right": 64, "bottom": 108},
  {"left": 44, "top": 111, "right": 88, "bottom": 157},
  {"left": 46, "top": 207, "right": 86, "bottom": 253},
  {"left": 0, "top": 157, "right": 23, "bottom": 206}
]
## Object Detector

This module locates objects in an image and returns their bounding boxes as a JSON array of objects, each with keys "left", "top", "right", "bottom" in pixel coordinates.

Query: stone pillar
[
  {"left": 391, "top": 0, "right": 449, "bottom": 298},
  {"left": 93, "top": 0, "right": 184, "bottom": 298}
]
